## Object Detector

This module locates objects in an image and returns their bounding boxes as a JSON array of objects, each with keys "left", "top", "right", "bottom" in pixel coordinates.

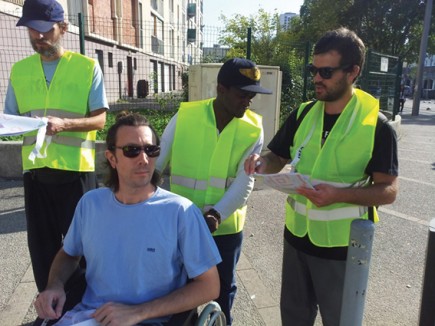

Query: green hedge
[{"left": 1, "top": 109, "right": 176, "bottom": 141}]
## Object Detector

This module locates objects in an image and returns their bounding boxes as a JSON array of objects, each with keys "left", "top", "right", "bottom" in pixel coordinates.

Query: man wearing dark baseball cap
[
  {"left": 5, "top": 1, "right": 109, "bottom": 324},
  {"left": 16, "top": 0, "right": 64, "bottom": 33},
  {"left": 156, "top": 58, "right": 272, "bottom": 324},
  {"left": 217, "top": 58, "right": 273, "bottom": 94}
]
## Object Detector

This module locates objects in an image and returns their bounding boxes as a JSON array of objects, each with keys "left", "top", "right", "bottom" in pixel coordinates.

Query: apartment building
[{"left": 0, "top": 0, "right": 204, "bottom": 106}]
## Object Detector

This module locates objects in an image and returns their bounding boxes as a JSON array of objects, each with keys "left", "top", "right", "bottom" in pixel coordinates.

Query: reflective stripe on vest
[
  {"left": 30, "top": 109, "right": 85, "bottom": 119},
  {"left": 23, "top": 135, "right": 95, "bottom": 149},
  {"left": 171, "top": 175, "right": 235, "bottom": 191},
  {"left": 287, "top": 197, "right": 368, "bottom": 221}
]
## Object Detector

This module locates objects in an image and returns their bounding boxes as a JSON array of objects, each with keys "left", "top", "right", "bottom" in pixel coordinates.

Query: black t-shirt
[{"left": 269, "top": 108, "right": 399, "bottom": 260}]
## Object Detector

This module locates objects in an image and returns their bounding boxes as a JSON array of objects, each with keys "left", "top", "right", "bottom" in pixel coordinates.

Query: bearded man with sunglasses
[
  {"left": 34, "top": 112, "right": 221, "bottom": 326},
  {"left": 245, "top": 28, "right": 398, "bottom": 325},
  {"left": 156, "top": 58, "right": 272, "bottom": 325}
]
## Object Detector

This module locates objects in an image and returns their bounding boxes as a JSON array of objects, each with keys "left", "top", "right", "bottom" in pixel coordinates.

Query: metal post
[
  {"left": 78, "top": 13, "right": 86, "bottom": 55},
  {"left": 419, "top": 219, "right": 435, "bottom": 326},
  {"left": 302, "top": 41, "right": 310, "bottom": 102},
  {"left": 412, "top": 0, "right": 433, "bottom": 116},
  {"left": 340, "top": 219, "right": 375, "bottom": 326},
  {"left": 393, "top": 59, "right": 403, "bottom": 121},
  {"left": 246, "top": 27, "right": 252, "bottom": 60}
]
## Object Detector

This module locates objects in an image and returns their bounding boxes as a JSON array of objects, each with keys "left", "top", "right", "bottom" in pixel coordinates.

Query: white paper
[
  {"left": 254, "top": 172, "right": 314, "bottom": 194},
  {"left": 52, "top": 309, "right": 99, "bottom": 326},
  {"left": 0, "top": 113, "right": 47, "bottom": 136},
  {"left": 0, "top": 114, "right": 50, "bottom": 163}
]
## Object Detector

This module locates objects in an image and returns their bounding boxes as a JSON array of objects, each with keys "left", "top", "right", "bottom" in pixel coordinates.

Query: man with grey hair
[{"left": 4, "top": 1, "right": 108, "bottom": 322}]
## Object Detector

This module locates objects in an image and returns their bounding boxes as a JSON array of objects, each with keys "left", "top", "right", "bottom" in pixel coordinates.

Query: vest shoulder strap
[{"left": 296, "top": 100, "right": 317, "bottom": 132}]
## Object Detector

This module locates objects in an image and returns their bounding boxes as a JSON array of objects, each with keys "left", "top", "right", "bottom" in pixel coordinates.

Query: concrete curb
[{"left": 0, "top": 141, "right": 108, "bottom": 179}]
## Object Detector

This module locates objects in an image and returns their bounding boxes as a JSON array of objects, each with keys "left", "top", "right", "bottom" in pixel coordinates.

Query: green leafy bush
[{"left": 1, "top": 108, "right": 175, "bottom": 142}]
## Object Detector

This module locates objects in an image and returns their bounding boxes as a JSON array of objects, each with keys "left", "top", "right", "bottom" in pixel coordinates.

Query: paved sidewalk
[{"left": 1, "top": 98, "right": 435, "bottom": 325}]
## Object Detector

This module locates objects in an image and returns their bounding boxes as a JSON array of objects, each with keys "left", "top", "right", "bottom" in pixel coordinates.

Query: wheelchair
[{"left": 195, "top": 301, "right": 226, "bottom": 326}]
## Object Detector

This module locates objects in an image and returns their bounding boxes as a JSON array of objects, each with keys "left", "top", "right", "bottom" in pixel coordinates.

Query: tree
[
  {"left": 290, "top": 0, "right": 426, "bottom": 61},
  {"left": 217, "top": 9, "right": 282, "bottom": 64}
]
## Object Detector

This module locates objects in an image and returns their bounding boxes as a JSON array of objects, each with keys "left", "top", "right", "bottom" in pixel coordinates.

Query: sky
[{"left": 203, "top": 0, "right": 304, "bottom": 28}]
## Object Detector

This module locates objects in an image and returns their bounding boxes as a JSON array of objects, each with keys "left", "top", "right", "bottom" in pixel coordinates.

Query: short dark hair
[
  {"left": 105, "top": 111, "right": 161, "bottom": 191},
  {"left": 314, "top": 27, "right": 366, "bottom": 76}
]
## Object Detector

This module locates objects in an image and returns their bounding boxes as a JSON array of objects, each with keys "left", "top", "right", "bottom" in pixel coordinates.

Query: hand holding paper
[
  {"left": 0, "top": 114, "right": 49, "bottom": 163},
  {"left": 0, "top": 113, "right": 47, "bottom": 136},
  {"left": 254, "top": 171, "right": 314, "bottom": 194}
]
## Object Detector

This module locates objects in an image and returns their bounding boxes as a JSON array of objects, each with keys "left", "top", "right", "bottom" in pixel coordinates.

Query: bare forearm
[
  {"left": 261, "top": 151, "right": 288, "bottom": 174},
  {"left": 336, "top": 181, "right": 398, "bottom": 207},
  {"left": 299, "top": 174, "right": 398, "bottom": 208},
  {"left": 245, "top": 151, "right": 288, "bottom": 175},
  {"left": 46, "top": 249, "right": 81, "bottom": 290},
  {"left": 131, "top": 267, "right": 219, "bottom": 321},
  {"left": 47, "top": 108, "right": 106, "bottom": 134}
]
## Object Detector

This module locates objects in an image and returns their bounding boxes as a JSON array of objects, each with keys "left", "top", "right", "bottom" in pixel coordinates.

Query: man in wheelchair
[{"left": 34, "top": 112, "right": 222, "bottom": 326}]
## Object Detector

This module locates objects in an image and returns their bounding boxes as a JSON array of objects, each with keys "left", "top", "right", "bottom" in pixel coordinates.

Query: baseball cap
[
  {"left": 16, "top": 0, "right": 64, "bottom": 33},
  {"left": 217, "top": 58, "right": 272, "bottom": 94}
]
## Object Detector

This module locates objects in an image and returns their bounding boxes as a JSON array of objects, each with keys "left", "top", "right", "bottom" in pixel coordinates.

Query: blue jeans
[{"left": 213, "top": 231, "right": 243, "bottom": 325}]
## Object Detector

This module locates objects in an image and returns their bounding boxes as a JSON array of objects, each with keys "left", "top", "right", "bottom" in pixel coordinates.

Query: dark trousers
[
  {"left": 213, "top": 231, "right": 243, "bottom": 326},
  {"left": 24, "top": 169, "right": 97, "bottom": 296},
  {"left": 280, "top": 238, "right": 346, "bottom": 326}
]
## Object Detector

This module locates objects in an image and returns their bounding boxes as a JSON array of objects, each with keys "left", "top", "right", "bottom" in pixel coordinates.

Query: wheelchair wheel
[{"left": 195, "top": 301, "right": 226, "bottom": 326}]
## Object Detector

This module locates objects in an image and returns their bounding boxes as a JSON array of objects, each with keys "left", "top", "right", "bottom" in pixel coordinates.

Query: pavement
[{"left": 1, "top": 98, "right": 435, "bottom": 325}]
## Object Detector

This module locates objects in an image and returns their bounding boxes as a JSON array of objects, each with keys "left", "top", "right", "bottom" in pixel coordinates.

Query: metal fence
[
  {"left": 360, "top": 49, "right": 402, "bottom": 118},
  {"left": 0, "top": 12, "right": 225, "bottom": 112},
  {"left": 0, "top": 10, "right": 401, "bottom": 120}
]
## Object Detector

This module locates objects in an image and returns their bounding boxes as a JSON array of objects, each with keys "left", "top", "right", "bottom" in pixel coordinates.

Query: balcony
[
  {"left": 187, "top": 29, "right": 196, "bottom": 43},
  {"left": 187, "top": 3, "right": 196, "bottom": 18},
  {"left": 151, "top": 36, "right": 164, "bottom": 55},
  {"left": 5, "top": 0, "right": 24, "bottom": 4},
  {"left": 150, "top": 0, "right": 164, "bottom": 16}
]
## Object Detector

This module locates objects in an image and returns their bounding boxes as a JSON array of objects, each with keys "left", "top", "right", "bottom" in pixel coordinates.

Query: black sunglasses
[
  {"left": 307, "top": 64, "right": 352, "bottom": 79},
  {"left": 112, "top": 144, "right": 160, "bottom": 158}
]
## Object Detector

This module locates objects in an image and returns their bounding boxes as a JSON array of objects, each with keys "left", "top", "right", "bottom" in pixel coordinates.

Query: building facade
[
  {"left": 0, "top": 0, "right": 204, "bottom": 107},
  {"left": 279, "top": 12, "right": 297, "bottom": 31}
]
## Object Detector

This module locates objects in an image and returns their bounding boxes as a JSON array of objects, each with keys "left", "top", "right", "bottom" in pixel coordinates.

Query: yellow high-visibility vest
[
  {"left": 11, "top": 51, "right": 96, "bottom": 171},
  {"left": 286, "top": 89, "right": 379, "bottom": 247},
  {"left": 171, "top": 99, "right": 262, "bottom": 236}
]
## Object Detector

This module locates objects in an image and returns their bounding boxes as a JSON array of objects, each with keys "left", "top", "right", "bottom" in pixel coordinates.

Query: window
[
  {"left": 108, "top": 52, "right": 113, "bottom": 68},
  {"left": 95, "top": 49, "right": 104, "bottom": 75}
]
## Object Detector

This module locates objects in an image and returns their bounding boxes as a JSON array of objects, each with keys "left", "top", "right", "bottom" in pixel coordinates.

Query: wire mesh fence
[
  {"left": 0, "top": 11, "right": 314, "bottom": 116},
  {"left": 0, "top": 9, "right": 400, "bottom": 121},
  {"left": 359, "top": 49, "right": 402, "bottom": 117}
]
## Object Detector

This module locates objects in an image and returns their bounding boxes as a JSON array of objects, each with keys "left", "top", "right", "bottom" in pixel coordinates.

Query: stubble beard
[
  {"left": 315, "top": 76, "right": 349, "bottom": 102},
  {"left": 31, "top": 39, "right": 62, "bottom": 58}
]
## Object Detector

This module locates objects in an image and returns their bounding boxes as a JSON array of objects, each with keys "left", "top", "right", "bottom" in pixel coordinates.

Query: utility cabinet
[{"left": 188, "top": 63, "right": 282, "bottom": 150}]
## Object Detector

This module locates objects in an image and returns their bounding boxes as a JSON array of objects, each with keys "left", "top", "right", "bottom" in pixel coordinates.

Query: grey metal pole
[
  {"left": 246, "top": 27, "right": 252, "bottom": 60},
  {"left": 412, "top": 0, "right": 433, "bottom": 116},
  {"left": 340, "top": 219, "right": 375, "bottom": 326},
  {"left": 78, "top": 13, "right": 85, "bottom": 55},
  {"left": 419, "top": 219, "right": 435, "bottom": 326}
]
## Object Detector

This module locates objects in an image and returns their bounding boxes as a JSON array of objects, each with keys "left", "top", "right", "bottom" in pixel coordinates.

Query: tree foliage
[
  {"left": 218, "top": 9, "right": 279, "bottom": 63},
  {"left": 214, "top": 0, "right": 432, "bottom": 121},
  {"left": 291, "top": 0, "right": 427, "bottom": 61}
]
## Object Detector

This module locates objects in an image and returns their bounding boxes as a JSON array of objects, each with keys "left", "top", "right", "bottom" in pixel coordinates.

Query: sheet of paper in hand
[
  {"left": 0, "top": 113, "right": 47, "bottom": 136},
  {"left": 53, "top": 309, "right": 99, "bottom": 326},
  {"left": 254, "top": 172, "right": 314, "bottom": 194}
]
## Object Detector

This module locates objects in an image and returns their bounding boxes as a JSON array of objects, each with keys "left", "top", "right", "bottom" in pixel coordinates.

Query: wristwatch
[{"left": 208, "top": 208, "right": 222, "bottom": 224}]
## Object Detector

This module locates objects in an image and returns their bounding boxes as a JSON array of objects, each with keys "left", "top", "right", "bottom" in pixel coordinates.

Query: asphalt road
[{"left": 1, "top": 98, "right": 435, "bottom": 325}]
